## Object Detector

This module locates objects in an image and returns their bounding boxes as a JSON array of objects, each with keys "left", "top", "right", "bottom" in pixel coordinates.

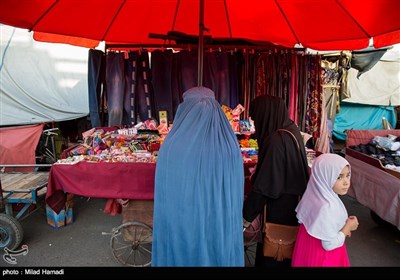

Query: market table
[
  {"left": 45, "top": 161, "right": 156, "bottom": 213},
  {"left": 45, "top": 161, "right": 257, "bottom": 214},
  {"left": 345, "top": 129, "right": 400, "bottom": 229}
]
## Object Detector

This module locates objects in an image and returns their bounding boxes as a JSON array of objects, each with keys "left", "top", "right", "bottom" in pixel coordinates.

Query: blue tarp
[{"left": 333, "top": 103, "right": 396, "bottom": 140}]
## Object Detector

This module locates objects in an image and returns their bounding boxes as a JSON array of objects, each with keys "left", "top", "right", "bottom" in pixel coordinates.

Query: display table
[
  {"left": 345, "top": 129, "right": 400, "bottom": 229},
  {"left": 45, "top": 162, "right": 156, "bottom": 213},
  {"left": 46, "top": 161, "right": 257, "bottom": 214}
]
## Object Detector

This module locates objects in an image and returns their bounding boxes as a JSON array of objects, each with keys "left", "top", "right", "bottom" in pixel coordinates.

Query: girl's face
[{"left": 333, "top": 165, "right": 351, "bottom": 195}]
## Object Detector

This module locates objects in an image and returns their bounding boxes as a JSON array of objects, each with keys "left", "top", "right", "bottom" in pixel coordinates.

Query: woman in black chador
[{"left": 243, "top": 95, "right": 309, "bottom": 267}]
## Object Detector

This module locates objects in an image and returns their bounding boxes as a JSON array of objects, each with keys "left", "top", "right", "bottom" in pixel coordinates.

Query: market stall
[
  {"left": 45, "top": 122, "right": 258, "bottom": 213},
  {"left": 345, "top": 129, "right": 400, "bottom": 229}
]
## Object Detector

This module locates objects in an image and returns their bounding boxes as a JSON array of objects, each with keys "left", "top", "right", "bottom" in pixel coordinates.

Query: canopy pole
[{"left": 197, "top": 0, "right": 204, "bottom": 87}]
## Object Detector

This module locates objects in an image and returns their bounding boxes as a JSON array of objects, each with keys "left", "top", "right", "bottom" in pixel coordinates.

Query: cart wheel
[
  {"left": 110, "top": 221, "right": 152, "bottom": 267},
  {"left": 244, "top": 241, "right": 257, "bottom": 267},
  {"left": 0, "top": 213, "right": 23, "bottom": 250},
  {"left": 243, "top": 218, "right": 261, "bottom": 267}
]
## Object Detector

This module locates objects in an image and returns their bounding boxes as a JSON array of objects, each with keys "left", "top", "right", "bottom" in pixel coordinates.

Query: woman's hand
[{"left": 243, "top": 218, "right": 251, "bottom": 229}]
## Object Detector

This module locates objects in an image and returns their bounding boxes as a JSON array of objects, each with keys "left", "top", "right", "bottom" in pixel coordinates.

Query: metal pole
[{"left": 197, "top": 0, "right": 204, "bottom": 87}]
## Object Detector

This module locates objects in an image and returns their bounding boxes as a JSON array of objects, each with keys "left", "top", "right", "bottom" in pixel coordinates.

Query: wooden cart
[
  {"left": 108, "top": 200, "right": 153, "bottom": 267},
  {"left": 0, "top": 165, "right": 50, "bottom": 250}
]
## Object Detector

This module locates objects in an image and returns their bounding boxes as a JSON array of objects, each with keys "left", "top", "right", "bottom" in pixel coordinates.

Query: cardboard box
[
  {"left": 46, "top": 206, "right": 65, "bottom": 229},
  {"left": 46, "top": 206, "right": 74, "bottom": 228},
  {"left": 65, "top": 207, "right": 74, "bottom": 225}
]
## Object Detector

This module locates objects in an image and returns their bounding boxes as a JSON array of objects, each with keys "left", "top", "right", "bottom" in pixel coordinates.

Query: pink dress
[{"left": 291, "top": 224, "right": 350, "bottom": 267}]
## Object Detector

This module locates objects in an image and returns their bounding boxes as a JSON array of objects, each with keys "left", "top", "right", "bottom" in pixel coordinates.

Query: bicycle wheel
[
  {"left": 45, "top": 137, "right": 57, "bottom": 164},
  {"left": 110, "top": 221, "right": 152, "bottom": 267},
  {"left": 0, "top": 213, "right": 23, "bottom": 250},
  {"left": 244, "top": 241, "right": 257, "bottom": 267},
  {"left": 243, "top": 216, "right": 261, "bottom": 267}
]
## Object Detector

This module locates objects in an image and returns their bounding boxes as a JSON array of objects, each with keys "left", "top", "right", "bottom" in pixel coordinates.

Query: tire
[
  {"left": 0, "top": 213, "right": 24, "bottom": 250},
  {"left": 244, "top": 241, "right": 257, "bottom": 267},
  {"left": 110, "top": 221, "right": 152, "bottom": 267}
]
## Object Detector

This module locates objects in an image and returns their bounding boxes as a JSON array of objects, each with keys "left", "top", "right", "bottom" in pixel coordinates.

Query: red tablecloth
[
  {"left": 45, "top": 161, "right": 156, "bottom": 213},
  {"left": 46, "top": 161, "right": 257, "bottom": 213}
]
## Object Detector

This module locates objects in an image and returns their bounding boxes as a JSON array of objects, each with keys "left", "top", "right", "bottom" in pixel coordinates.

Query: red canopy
[{"left": 1, "top": 0, "right": 400, "bottom": 50}]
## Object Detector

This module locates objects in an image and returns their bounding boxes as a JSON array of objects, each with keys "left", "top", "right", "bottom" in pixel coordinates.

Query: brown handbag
[{"left": 263, "top": 221, "right": 299, "bottom": 261}]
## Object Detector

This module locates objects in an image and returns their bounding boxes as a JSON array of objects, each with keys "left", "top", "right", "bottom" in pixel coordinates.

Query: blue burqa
[{"left": 151, "top": 87, "right": 245, "bottom": 266}]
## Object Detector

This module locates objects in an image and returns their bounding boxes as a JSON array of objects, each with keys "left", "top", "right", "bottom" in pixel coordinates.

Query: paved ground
[
  {"left": 343, "top": 195, "right": 400, "bottom": 267},
  {"left": 1, "top": 194, "right": 399, "bottom": 270}
]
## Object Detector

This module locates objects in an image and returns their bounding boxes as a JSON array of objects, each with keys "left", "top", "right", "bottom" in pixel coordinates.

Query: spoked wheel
[
  {"left": 244, "top": 241, "right": 257, "bottom": 267},
  {"left": 110, "top": 221, "right": 152, "bottom": 267},
  {"left": 0, "top": 213, "right": 23, "bottom": 250},
  {"left": 243, "top": 217, "right": 261, "bottom": 267}
]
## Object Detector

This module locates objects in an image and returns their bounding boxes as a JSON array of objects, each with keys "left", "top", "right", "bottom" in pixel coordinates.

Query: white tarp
[
  {"left": 0, "top": 25, "right": 89, "bottom": 126},
  {"left": 344, "top": 45, "right": 400, "bottom": 106}
]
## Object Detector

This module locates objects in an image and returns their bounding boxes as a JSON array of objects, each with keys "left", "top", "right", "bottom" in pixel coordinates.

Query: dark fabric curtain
[
  {"left": 151, "top": 49, "right": 175, "bottom": 123},
  {"left": 100, "top": 48, "right": 322, "bottom": 139},
  {"left": 151, "top": 49, "right": 239, "bottom": 122},
  {"left": 250, "top": 51, "right": 319, "bottom": 134},
  {"left": 305, "top": 55, "right": 323, "bottom": 139},
  {"left": 87, "top": 49, "right": 106, "bottom": 128},
  {"left": 297, "top": 54, "right": 309, "bottom": 132}
]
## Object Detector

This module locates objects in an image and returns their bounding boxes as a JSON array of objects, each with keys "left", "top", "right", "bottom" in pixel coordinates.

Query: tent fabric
[
  {"left": 0, "top": 0, "right": 400, "bottom": 50},
  {"left": 0, "top": 123, "right": 44, "bottom": 172},
  {"left": 351, "top": 49, "right": 388, "bottom": 78},
  {"left": 333, "top": 103, "right": 396, "bottom": 140},
  {"left": 0, "top": 25, "right": 89, "bottom": 126},
  {"left": 344, "top": 61, "right": 400, "bottom": 106}
]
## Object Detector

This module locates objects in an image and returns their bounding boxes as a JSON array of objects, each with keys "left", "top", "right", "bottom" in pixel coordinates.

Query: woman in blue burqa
[{"left": 152, "top": 87, "right": 245, "bottom": 266}]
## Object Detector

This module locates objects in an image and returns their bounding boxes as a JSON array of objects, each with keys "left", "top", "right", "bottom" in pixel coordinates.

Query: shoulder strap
[
  {"left": 263, "top": 130, "right": 304, "bottom": 224},
  {"left": 277, "top": 128, "right": 310, "bottom": 182},
  {"left": 277, "top": 129, "right": 300, "bottom": 150}
]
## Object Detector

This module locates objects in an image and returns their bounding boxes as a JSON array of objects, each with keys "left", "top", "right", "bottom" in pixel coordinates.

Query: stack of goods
[
  {"left": 239, "top": 137, "right": 258, "bottom": 163},
  {"left": 57, "top": 121, "right": 165, "bottom": 164},
  {"left": 348, "top": 134, "right": 400, "bottom": 173},
  {"left": 222, "top": 104, "right": 255, "bottom": 134},
  {"left": 221, "top": 103, "right": 258, "bottom": 163}
]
